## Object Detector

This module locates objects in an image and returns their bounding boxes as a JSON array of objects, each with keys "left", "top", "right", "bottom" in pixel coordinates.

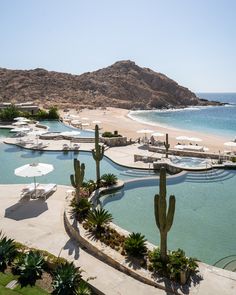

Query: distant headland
[{"left": 0, "top": 60, "right": 223, "bottom": 110}]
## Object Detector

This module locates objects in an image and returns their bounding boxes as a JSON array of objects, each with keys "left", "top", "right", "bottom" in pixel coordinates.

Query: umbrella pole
[{"left": 34, "top": 176, "right": 37, "bottom": 198}]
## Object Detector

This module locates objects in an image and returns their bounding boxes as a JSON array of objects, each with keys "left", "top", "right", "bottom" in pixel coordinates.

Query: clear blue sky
[{"left": 0, "top": 0, "right": 235, "bottom": 92}]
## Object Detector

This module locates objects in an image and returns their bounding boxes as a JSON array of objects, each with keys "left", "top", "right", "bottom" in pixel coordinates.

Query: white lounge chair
[
  {"left": 36, "top": 183, "right": 57, "bottom": 200},
  {"left": 63, "top": 143, "right": 70, "bottom": 150},
  {"left": 72, "top": 143, "right": 80, "bottom": 150},
  {"left": 21, "top": 183, "right": 39, "bottom": 198}
]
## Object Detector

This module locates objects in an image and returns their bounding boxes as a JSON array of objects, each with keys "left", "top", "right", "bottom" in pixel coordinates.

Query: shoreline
[{"left": 62, "top": 107, "right": 230, "bottom": 153}]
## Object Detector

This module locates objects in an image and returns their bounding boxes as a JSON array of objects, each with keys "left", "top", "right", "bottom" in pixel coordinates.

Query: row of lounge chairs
[
  {"left": 21, "top": 183, "right": 57, "bottom": 200},
  {"left": 63, "top": 143, "right": 80, "bottom": 151}
]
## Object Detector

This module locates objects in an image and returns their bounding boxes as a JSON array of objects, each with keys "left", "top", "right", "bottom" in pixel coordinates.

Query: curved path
[{"left": 0, "top": 184, "right": 236, "bottom": 295}]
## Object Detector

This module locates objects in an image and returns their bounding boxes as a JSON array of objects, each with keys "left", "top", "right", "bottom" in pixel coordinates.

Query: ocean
[{"left": 129, "top": 93, "right": 236, "bottom": 139}]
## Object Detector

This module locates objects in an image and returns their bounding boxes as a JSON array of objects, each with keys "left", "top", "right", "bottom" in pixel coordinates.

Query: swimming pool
[
  {"left": 40, "top": 120, "right": 94, "bottom": 138},
  {"left": 0, "top": 143, "right": 154, "bottom": 185},
  {"left": 170, "top": 156, "right": 211, "bottom": 169},
  {"left": 101, "top": 169, "right": 236, "bottom": 265}
]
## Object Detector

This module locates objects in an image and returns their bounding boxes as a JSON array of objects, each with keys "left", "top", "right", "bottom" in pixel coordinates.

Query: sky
[{"left": 0, "top": 0, "right": 235, "bottom": 92}]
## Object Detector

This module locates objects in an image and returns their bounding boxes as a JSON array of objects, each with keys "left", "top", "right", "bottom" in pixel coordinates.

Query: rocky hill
[{"left": 0, "top": 60, "right": 220, "bottom": 110}]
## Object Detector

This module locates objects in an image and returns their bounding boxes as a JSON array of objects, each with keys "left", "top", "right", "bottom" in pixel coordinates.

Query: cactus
[
  {"left": 92, "top": 125, "right": 104, "bottom": 185},
  {"left": 154, "top": 167, "right": 175, "bottom": 262},
  {"left": 70, "top": 159, "right": 85, "bottom": 203},
  {"left": 164, "top": 133, "right": 170, "bottom": 158}
]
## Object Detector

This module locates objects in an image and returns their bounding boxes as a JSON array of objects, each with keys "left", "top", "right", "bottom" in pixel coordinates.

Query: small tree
[
  {"left": 70, "top": 159, "right": 85, "bottom": 203},
  {"left": 48, "top": 107, "right": 59, "bottom": 119},
  {"left": 154, "top": 167, "right": 175, "bottom": 262},
  {"left": 0, "top": 105, "right": 21, "bottom": 121}
]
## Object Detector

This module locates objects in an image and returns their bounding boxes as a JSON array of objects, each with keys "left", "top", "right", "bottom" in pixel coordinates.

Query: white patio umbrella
[
  {"left": 189, "top": 137, "right": 202, "bottom": 142},
  {"left": 92, "top": 120, "right": 101, "bottom": 124},
  {"left": 61, "top": 131, "right": 81, "bottom": 137},
  {"left": 81, "top": 117, "right": 89, "bottom": 120},
  {"left": 152, "top": 132, "right": 164, "bottom": 137},
  {"left": 224, "top": 142, "right": 236, "bottom": 149},
  {"left": 14, "top": 117, "right": 26, "bottom": 121},
  {"left": 12, "top": 121, "right": 28, "bottom": 126},
  {"left": 81, "top": 122, "right": 90, "bottom": 127},
  {"left": 176, "top": 136, "right": 190, "bottom": 141},
  {"left": 14, "top": 163, "right": 54, "bottom": 196},
  {"left": 71, "top": 120, "right": 81, "bottom": 125},
  {"left": 137, "top": 129, "right": 154, "bottom": 135},
  {"left": 10, "top": 127, "right": 31, "bottom": 133}
]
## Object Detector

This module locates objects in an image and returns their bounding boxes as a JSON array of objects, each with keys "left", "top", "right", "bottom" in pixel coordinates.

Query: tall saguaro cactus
[
  {"left": 70, "top": 159, "right": 85, "bottom": 203},
  {"left": 164, "top": 133, "right": 170, "bottom": 158},
  {"left": 154, "top": 167, "right": 175, "bottom": 262},
  {"left": 92, "top": 125, "right": 104, "bottom": 185}
]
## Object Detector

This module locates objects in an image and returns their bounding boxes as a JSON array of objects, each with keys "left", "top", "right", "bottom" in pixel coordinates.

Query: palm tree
[
  {"left": 87, "top": 208, "right": 113, "bottom": 234},
  {"left": 124, "top": 232, "right": 147, "bottom": 258},
  {"left": 101, "top": 173, "right": 118, "bottom": 186}
]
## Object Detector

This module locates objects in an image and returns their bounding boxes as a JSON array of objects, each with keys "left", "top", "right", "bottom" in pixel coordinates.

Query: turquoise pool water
[
  {"left": 101, "top": 170, "right": 236, "bottom": 265},
  {"left": 0, "top": 143, "right": 154, "bottom": 185},
  {"left": 40, "top": 120, "right": 94, "bottom": 137}
]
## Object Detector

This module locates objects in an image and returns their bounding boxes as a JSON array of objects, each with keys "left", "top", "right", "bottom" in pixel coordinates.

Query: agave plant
[
  {"left": 71, "top": 198, "right": 92, "bottom": 221},
  {"left": 16, "top": 250, "right": 44, "bottom": 284},
  {"left": 0, "top": 231, "right": 17, "bottom": 271},
  {"left": 75, "top": 280, "right": 92, "bottom": 295},
  {"left": 100, "top": 173, "right": 118, "bottom": 186},
  {"left": 87, "top": 208, "right": 113, "bottom": 234},
  {"left": 52, "top": 262, "right": 82, "bottom": 295},
  {"left": 124, "top": 232, "right": 147, "bottom": 258},
  {"left": 82, "top": 180, "right": 96, "bottom": 194}
]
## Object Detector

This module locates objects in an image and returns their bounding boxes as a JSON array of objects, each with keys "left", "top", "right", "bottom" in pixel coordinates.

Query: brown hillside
[{"left": 0, "top": 60, "right": 219, "bottom": 110}]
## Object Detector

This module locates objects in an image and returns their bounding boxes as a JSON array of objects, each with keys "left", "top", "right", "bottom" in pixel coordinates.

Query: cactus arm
[
  {"left": 166, "top": 195, "right": 176, "bottom": 232},
  {"left": 70, "top": 174, "right": 76, "bottom": 188},
  {"left": 154, "top": 194, "right": 160, "bottom": 229}
]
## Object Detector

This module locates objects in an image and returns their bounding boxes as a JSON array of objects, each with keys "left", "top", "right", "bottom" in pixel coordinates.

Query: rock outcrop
[{"left": 0, "top": 60, "right": 220, "bottom": 109}]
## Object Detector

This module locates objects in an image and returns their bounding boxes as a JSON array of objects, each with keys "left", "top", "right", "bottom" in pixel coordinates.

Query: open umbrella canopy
[
  {"left": 10, "top": 127, "right": 31, "bottom": 133},
  {"left": 12, "top": 121, "right": 28, "bottom": 126},
  {"left": 136, "top": 129, "right": 154, "bottom": 134},
  {"left": 188, "top": 137, "right": 202, "bottom": 142},
  {"left": 224, "top": 142, "right": 236, "bottom": 148},
  {"left": 92, "top": 120, "right": 101, "bottom": 124},
  {"left": 176, "top": 136, "right": 190, "bottom": 141},
  {"left": 152, "top": 132, "right": 164, "bottom": 137},
  {"left": 14, "top": 117, "right": 26, "bottom": 121},
  {"left": 15, "top": 163, "right": 54, "bottom": 178},
  {"left": 60, "top": 131, "right": 81, "bottom": 137}
]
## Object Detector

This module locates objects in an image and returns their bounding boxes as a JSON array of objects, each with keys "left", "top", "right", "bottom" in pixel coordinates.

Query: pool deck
[{"left": 0, "top": 184, "right": 236, "bottom": 295}]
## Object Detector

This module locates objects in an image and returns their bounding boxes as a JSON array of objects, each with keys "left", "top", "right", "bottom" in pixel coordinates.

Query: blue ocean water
[{"left": 130, "top": 93, "right": 236, "bottom": 139}]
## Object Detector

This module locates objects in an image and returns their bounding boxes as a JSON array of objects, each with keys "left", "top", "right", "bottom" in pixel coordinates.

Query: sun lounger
[
  {"left": 36, "top": 183, "right": 57, "bottom": 200},
  {"left": 20, "top": 183, "right": 39, "bottom": 198},
  {"left": 63, "top": 143, "right": 70, "bottom": 150}
]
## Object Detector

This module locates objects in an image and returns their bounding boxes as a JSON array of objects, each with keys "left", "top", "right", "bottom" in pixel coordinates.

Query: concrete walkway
[{"left": 1, "top": 184, "right": 236, "bottom": 295}]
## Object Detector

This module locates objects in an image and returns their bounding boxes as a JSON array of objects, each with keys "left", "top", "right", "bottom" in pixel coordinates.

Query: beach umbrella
[
  {"left": 151, "top": 132, "right": 164, "bottom": 137},
  {"left": 14, "top": 163, "right": 54, "bottom": 197},
  {"left": 82, "top": 117, "right": 89, "bottom": 120},
  {"left": 189, "top": 137, "right": 202, "bottom": 142},
  {"left": 12, "top": 121, "right": 28, "bottom": 126},
  {"left": 224, "top": 142, "right": 236, "bottom": 150},
  {"left": 92, "top": 120, "right": 101, "bottom": 124},
  {"left": 61, "top": 131, "right": 81, "bottom": 137},
  {"left": 10, "top": 127, "right": 30, "bottom": 133},
  {"left": 69, "top": 114, "right": 80, "bottom": 119},
  {"left": 81, "top": 122, "right": 90, "bottom": 127},
  {"left": 14, "top": 117, "right": 26, "bottom": 121},
  {"left": 176, "top": 136, "right": 190, "bottom": 141},
  {"left": 71, "top": 120, "right": 81, "bottom": 125},
  {"left": 137, "top": 129, "right": 154, "bottom": 135}
]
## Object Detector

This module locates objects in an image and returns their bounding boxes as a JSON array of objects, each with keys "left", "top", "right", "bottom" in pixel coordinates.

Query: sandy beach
[{"left": 61, "top": 107, "right": 229, "bottom": 154}]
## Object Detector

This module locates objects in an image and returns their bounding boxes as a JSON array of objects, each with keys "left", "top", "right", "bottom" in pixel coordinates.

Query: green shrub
[
  {"left": 87, "top": 208, "right": 113, "bottom": 235},
  {"left": 52, "top": 262, "right": 82, "bottom": 295},
  {"left": 124, "top": 233, "right": 147, "bottom": 258},
  {"left": 100, "top": 173, "right": 118, "bottom": 186},
  {"left": 48, "top": 107, "right": 59, "bottom": 119},
  {"left": 0, "top": 106, "right": 21, "bottom": 121},
  {"left": 15, "top": 250, "right": 45, "bottom": 285},
  {"left": 149, "top": 248, "right": 198, "bottom": 283},
  {"left": 231, "top": 157, "right": 236, "bottom": 163},
  {"left": 0, "top": 231, "right": 18, "bottom": 271},
  {"left": 102, "top": 131, "right": 121, "bottom": 138},
  {"left": 75, "top": 280, "right": 92, "bottom": 295},
  {"left": 71, "top": 198, "right": 92, "bottom": 221}
]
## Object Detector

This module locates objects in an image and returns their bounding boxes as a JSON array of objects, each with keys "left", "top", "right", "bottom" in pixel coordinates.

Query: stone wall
[{"left": 100, "top": 136, "right": 127, "bottom": 147}]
